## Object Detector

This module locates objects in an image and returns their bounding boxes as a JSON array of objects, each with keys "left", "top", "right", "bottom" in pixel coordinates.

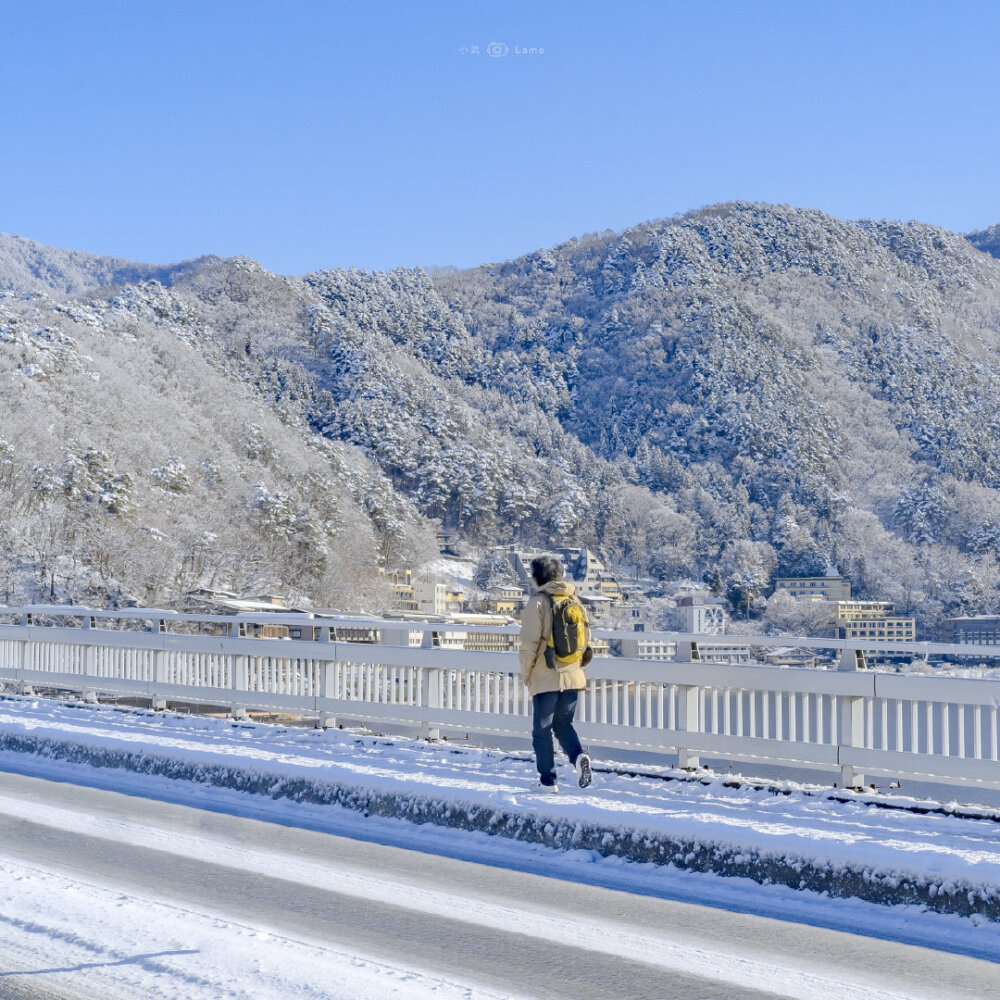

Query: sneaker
[
  {"left": 539, "top": 781, "right": 559, "bottom": 794},
  {"left": 575, "top": 753, "right": 593, "bottom": 788}
]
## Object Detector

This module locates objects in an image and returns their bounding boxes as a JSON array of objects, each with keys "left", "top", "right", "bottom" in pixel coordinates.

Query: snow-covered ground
[
  {"left": 0, "top": 833, "right": 509, "bottom": 1000},
  {"left": 416, "top": 557, "right": 477, "bottom": 589},
  {"left": 0, "top": 693, "right": 999, "bottom": 998}
]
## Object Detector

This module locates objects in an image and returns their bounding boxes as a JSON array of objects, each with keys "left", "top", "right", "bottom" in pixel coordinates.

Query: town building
[
  {"left": 773, "top": 574, "right": 852, "bottom": 602},
  {"left": 502, "top": 546, "right": 548, "bottom": 589},
  {"left": 385, "top": 568, "right": 418, "bottom": 613},
  {"left": 676, "top": 593, "right": 727, "bottom": 633},
  {"left": 563, "top": 547, "right": 624, "bottom": 604},
  {"left": 676, "top": 593, "right": 751, "bottom": 664},
  {"left": 481, "top": 585, "right": 525, "bottom": 616},
  {"left": 379, "top": 622, "right": 438, "bottom": 648},
  {"left": 451, "top": 613, "right": 520, "bottom": 653},
  {"left": 832, "top": 601, "right": 915, "bottom": 643},
  {"left": 499, "top": 546, "right": 624, "bottom": 607},
  {"left": 763, "top": 647, "right": 822, "bottom": 668},
  {"left": 616, "top": 592, "right": 749, "bottom": 664},
  {"left": 686, "top": 641, "right": 752, "bottom": 664},
  {"left": 322, "top": 623, "right": 380, "bottom": 644},
  {"left": 947, "top": 616, "right": 1000, "bottom": 646},
  {"left": 787, "top": 600, "right": 917, "bottom": 661},
  {"left": 412, "top": 581, "right": 466, "bottom": 616},
  {"left": 181, "top": 590, "right": 301, "bottom": 638},
  {"left": 463, "top": 629, "right": 518, "bottom": 653},
  {"left": 767, "top": 594, "right": 916, "bottom": 654},
  {"left": 617, "top": 628, "right": 678, "bottom": 661},
  {"left": 578, "top": 592, "right": 615, "bottom": 624}
]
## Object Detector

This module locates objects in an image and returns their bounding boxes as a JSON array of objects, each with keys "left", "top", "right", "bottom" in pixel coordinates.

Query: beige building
[
  {"left": 482, "top": 585, "right": 525, "bottom": 616},
  {"left": 769, "top": 593, "right": 916, "bottom": 653},
  {"left": 811, "top": 601, "right": 917, "bottom": 661},
  {"left": 413, "top": 581, "right": 466, "bottom": 616},
  {"left": 385, "top": 569, "right": 418, "bottom": 612},
  {"left": 386, "top": 572, "right": 465, "bottom": 617},
  {"left": 833, "top": 601, "right": 915, "bottom": 641}
]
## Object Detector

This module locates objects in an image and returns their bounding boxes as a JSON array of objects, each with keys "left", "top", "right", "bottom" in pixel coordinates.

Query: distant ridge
[
  {"left": 967, "top": 223, "right": 1000, "bottom": 259},
  {"left": 0, "top": 232, "right": 215, "bottom": 295}
]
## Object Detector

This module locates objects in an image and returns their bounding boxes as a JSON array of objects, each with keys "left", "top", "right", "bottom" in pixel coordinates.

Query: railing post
[
  {"left": 839, "top": 645, "right": 867, "bottom": 672},
  {"left": 17, "top": 611, "right": 34, "bottom": 696},
  {"left": 148, "top": 618, "right": 168, "bottom": 710},
  {"left": 675, "top": 683, "right": 701, "bottom": 769},
  {"left": 421, "top": 667, "right": 442, "bottom": 741},
  {"left": 150, "top": 646, "right": 166, "bottom": 711},
  {"left": 229, "top": 623, "right": 249, "bottom": 720},
  {"left": 672, "top": 641, "right": 702, "bottom": 767},
  {"left": 675, "top": 640, "right": 701, "bottom": 663},
  {"left": 316, "top": 629, "right": 338, "bottom": 729},
  {"left": 837, "top": 640, "right": 866, "bottom": 788},
  {"left": 80, "top": 614, "right": 97, "bottom": 703},
  {"left": 838, "top": 694, "right": 866, "bottom": 789}
]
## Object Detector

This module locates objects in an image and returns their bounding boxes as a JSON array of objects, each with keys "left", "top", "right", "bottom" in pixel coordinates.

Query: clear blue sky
[{"left": 1, "top": 0, "right": 998, "bottom": 274}]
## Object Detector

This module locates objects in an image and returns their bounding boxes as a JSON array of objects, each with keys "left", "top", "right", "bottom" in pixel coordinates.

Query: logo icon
[{"left": 486, "top": 41, "right": 509, "bottom": 57}]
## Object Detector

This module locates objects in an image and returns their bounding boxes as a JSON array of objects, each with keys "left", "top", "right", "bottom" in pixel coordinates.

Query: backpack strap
[{"left": 543, "top": 593, "right": 558, "bottom": 669}]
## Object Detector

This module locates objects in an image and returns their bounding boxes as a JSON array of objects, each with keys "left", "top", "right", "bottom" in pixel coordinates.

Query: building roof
[
  {"left": 774, "top": 574, "right": 847, "bottom": 583},
  {"left": 677, "top": 594, "right": 725, "bottom": 607}
]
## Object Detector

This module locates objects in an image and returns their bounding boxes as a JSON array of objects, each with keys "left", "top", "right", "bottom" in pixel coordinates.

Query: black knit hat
[{"left": 530, "top": 555, "right": 563, "bottom": 586}]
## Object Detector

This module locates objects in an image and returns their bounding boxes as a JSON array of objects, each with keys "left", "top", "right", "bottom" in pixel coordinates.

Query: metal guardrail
[{"left": 0, "top": 606, "right": 998, "bottom": 793}]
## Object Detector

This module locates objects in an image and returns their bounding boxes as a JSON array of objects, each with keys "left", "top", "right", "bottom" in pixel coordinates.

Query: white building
[
  {"left": 676, "top": 594, "right": 727, "bottom": 633},
  {"left": 675, "top": 593, "right": 749, "bottom": 664},
  {"left": 380, "top": 624, "right": 468, "bottom": 649},
  {"left": 618, "top": 631, "right": 678, "bottom": 661}
]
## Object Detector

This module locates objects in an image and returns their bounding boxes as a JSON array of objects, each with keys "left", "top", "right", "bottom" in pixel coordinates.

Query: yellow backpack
[{"left": 544, "top": 594, "right": 590, "bottom": 669}]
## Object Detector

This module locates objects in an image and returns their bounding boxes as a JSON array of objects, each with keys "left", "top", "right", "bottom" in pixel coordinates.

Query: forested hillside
[
  {"left": 3, "top": 204, "right": 1000, "bottom": 629},
  {"left": 0, "top": 248, "right": 436, "bottom": 610}
]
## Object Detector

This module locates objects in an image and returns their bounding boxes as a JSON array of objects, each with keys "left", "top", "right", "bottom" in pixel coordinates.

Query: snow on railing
[{"left": 1, "top": 605, "right": 999, "bottom": 793}]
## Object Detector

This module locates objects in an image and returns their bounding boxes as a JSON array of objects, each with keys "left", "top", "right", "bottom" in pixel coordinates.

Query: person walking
[{"left": 518, "top": 555, "right": 593, "bottom": 792}]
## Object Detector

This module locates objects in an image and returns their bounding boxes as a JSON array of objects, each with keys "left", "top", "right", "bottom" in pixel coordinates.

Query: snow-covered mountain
[
  {"left": 0, "top": 233, "right": 208, "bottom": 296},
  {"left": 967, "top": 223, "right": 1000, "bottom": 259},
  {"left": 3, "top": 203, "right": 1000, "bottom": 628}
]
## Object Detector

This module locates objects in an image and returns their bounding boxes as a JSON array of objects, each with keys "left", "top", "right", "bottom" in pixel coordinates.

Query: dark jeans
[{"left": 532, "top": 690, "right": 584, "bottom": 785}]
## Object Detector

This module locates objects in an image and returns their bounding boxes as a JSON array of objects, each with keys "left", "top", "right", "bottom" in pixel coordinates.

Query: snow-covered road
[{"left": 0, "top": 770, "right": 997, "bottom": 1000}]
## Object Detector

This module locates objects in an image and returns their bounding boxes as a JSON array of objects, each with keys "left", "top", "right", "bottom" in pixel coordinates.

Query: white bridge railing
[{"left": 1, "top": 605, "right": 999, "bottom": 793}]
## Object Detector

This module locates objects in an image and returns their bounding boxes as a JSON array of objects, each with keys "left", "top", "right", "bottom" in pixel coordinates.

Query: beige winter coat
[{"left": 519, "top": 580, "right": 588, "bottom": 696}]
